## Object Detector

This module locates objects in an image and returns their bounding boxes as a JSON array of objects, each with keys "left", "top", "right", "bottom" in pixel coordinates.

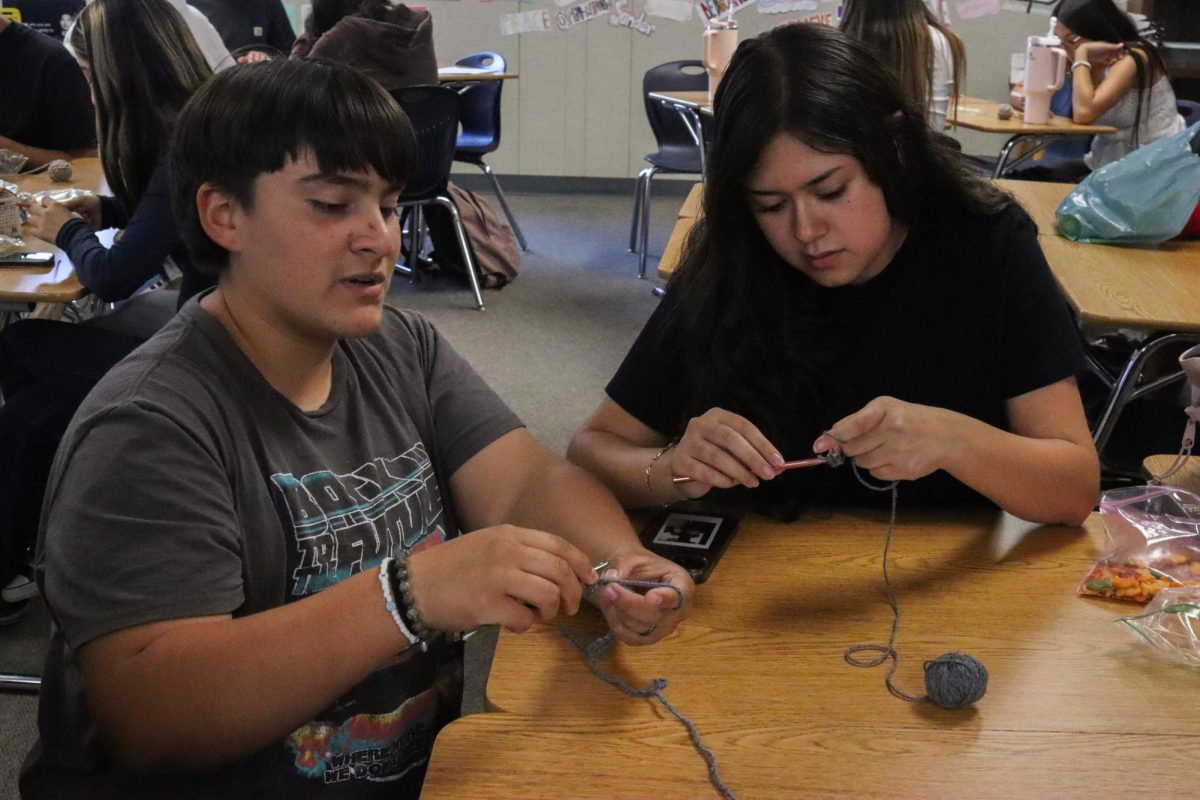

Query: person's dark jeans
[{"left": 0, "top": 320, "right": 144, "bottom": 589}]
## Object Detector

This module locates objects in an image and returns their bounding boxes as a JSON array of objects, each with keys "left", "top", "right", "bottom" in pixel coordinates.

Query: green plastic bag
[{"left": 1056, "top": 121, "right": 1200, "bottom": 244}]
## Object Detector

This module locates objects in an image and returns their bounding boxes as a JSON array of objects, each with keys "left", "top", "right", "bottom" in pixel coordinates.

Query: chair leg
[
  {"left": 477, "top": 162, "right": 528, "bottom": 251},
  {"left": 0, "top": 674, "right": 40, "bottom": 694},
  {"left": 638, "top": 166, "right": 658, "bottom": 279},
  {"left": 433, "top": 196, "right": 486, "bottom": 311},
  {"left": 629, "top": 169, "right": 649, "bottom": 253}
]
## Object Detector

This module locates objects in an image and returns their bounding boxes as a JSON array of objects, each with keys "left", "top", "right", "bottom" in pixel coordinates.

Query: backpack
[{"left": 423, "top": 182, "right": 520, "bottom": 289}]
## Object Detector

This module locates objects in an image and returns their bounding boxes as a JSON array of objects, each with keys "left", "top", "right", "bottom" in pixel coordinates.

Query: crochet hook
[{"left": 670, "top": 450, "right": 844, "bottom": 484}]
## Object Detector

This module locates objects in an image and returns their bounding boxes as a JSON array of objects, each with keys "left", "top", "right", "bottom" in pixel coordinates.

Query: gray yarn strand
[
  {"left": 841, "top": 464, "right": 927, "bottom": 702},
  {"left": 560, "top": 626, "right": 739, "bottom": 800}
]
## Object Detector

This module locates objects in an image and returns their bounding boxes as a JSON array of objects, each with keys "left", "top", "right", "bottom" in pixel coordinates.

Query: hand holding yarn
[{"left": 586, "top": 547, "right": 694, "bottom": 645}]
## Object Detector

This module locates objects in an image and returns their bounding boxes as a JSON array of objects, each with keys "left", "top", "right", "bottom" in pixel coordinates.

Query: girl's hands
[
  {"left": 813, "top": 396, "right": 956, "bottom": 483},
  {"left": 666, "top": 408, "right": 785, "bottom": 499},
  {"left": 22, "top": 196, "right": 82, "bottom": 243}
]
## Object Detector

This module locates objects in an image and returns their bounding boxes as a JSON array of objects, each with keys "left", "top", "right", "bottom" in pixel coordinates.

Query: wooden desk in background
[
  {"left": 435, "top": 67, "right": 517, "bottom": 83},
  {"left": 657, "top": 182, "right": 702, "bottom": 282},
  {"left": 423, "top": 511, "right": 1200, "bottom": 798},
  {"left": 952, "top": 96, "right": 1116, "bottom": 179},
  {"left": 999, "top": 178, "right": 1200, "bottom": 460},
  {"left": 1143, "top": 455, "right": 1200, "bottom": 494},
  {"left": 0, "top": 158, "right": 101, "bottom": 310}
]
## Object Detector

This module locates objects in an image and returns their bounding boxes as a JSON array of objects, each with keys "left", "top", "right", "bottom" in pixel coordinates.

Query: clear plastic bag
[
  {"left": 0, "top": 149, "right": 29, "bottom": 176},
  {"left": 1056, "top": 121, "right": 1200, "bottom": 244},
  {"left": 1078, "top": 485, "right": 1200, "bottom": 603},
  {"left": 1118, "top": 586, "right": 1200, "bottom": 669}
]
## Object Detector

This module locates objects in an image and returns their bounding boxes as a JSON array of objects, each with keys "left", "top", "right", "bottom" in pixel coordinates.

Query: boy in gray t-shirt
[{"left": 23, "top": 59, "right": 693, "bottom": 799}]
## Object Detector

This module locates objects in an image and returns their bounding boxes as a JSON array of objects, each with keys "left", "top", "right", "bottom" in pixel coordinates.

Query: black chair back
[
  {"left": 390, "top": 85, "right": 461, "bottom": 201},
  {"left": 456, "top": 51, "right": 505, "bottom": 155},
  {"left": 642, "top": 60, "right": 706, "bottom": 156}
]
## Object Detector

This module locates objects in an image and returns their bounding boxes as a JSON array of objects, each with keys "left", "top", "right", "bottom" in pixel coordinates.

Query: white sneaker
[{"left": 2, "top": 573, "right": 37, "bottom": 603}]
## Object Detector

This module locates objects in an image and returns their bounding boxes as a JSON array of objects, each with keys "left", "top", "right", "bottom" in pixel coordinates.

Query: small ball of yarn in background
[
  {"left": 996, "top": 104, "right": 1014, "bottom": 121},
  {"left": 923, "top": 652, "right": 988, "bottom": 710},
  {"left": 47, "top": 159, "right": 73, "bottom": 182}
]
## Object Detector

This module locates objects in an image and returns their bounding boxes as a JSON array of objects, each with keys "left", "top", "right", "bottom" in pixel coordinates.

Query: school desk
[
  {"left": 0, "top": 157, "right": 100, "bottom": 314},
  {"left": 420, "top": 509, "right": 1200, "bottom": 799},
  {"left": 997, "top": 178, "right": 1200, "bottom": 460},
  {"left": 436, "top": 67, "right": 518, "bottom": 83},
  {"left": 656, "top": 182, "right": 703, "bottom": 281},
  {"left": 952, "top": 96, "right": 1117, "bottom": 179},
  {"left": 1142, "top": 455, "right": 1200, "bottom": 495}
]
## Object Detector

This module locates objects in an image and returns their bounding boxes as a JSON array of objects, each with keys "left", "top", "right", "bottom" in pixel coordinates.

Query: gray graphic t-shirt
[{"left": 23, "top": 298, "right": 522, "bottom": 799}]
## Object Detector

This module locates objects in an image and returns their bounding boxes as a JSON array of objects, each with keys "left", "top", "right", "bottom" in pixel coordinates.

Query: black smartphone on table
[
  {"left": 0, "top": 252, "right": 55, "bottom": 268},
  {"left": 639, "top": 509, "right": 739, "bottom": 584}
]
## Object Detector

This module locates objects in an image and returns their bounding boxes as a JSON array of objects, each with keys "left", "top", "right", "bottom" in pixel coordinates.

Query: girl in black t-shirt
[{"left": 567, "top": 23, "right": 1099, "bottom": 525}]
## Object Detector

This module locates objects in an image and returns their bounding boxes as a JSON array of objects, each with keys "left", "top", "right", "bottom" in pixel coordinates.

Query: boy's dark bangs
[{"left": 293, "top": 80, "right": 417, "bottom": 190}]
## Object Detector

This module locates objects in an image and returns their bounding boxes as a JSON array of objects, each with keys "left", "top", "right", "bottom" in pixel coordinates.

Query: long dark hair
[
  {"left": 840, "top": 0, "right": 966, "bottom": 123},
  {"left": 1054, "top": 0, "right": 1167, "bottom": 149},
  {"left": 664, "top": 23, "right": 1007, "bottom": 452},
  {"left": 70, "top": 0, "right": 211, "bottom": 213}
]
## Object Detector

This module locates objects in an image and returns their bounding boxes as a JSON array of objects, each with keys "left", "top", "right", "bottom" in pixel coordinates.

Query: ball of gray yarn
[
  {"left": 923, "top": 652, "right": 987, "bottom": 709},
  {"left": 996, "top": 103, "right": 1014, "bottom": 120},
  {"left": 47, "top": 159, "right": 73, "bottom": 182}
]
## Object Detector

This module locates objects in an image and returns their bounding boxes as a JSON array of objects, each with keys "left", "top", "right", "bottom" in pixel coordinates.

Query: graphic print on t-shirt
[
  {"left": 271, "top": 442, "right": 447, "bottom": 597},
  {"left": 269, "top": 441, "right": 458, "bottom": 788}
]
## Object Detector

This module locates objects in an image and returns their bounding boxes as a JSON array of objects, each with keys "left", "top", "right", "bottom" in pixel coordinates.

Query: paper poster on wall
[
  {"left": 609, "top": 0, "right": 656, "bottom": 34},
  {"left": 499, "top": 8, "right": 554, "bottom": 34},
  {"left": 697, "top": 0, "right": 755, "bottom": 23},
  {"left": 556, "top": 0, "right": 614, "bottom": 29},
  {"left": 644, "top": 0, "right": 692, "bottom": 21},
  {"left": 955, "top": 0, "right": 1001, "bottom": 19},
  {"left": 758, "top": 0, "right": 816, "bottom": 15},
  {"left": 796, "top": 9, "right": 835, "bottom": 24}
]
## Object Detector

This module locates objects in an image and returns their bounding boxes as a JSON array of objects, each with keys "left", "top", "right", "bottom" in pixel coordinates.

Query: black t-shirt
[
  {"left": 0, "top": 21, "right": 96, "bottom": 154},
  {"left": 607, "top": 203, "right": 1086, "bottom": 513},
  {"left": 189, "top": 0, "right": 295, "bottom": 55}
]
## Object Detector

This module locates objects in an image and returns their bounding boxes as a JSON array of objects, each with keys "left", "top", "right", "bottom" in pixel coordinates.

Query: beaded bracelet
[
  {"left": 644, "top": 439, "right": 679, "bottom": 508},
  {"left": 1071, "top": 60, "right": 1091, "bottom": 72},
  {"left": 377, "top": 557, "right": 421, "bottom": 649},
  {"left": 388, "top": 550, "right": 441, "bottom": 652}
]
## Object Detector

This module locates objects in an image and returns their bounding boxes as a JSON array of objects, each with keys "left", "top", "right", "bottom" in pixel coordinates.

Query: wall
[{"left": 283, "top": 1, "right": 1060, "bottom": 178}]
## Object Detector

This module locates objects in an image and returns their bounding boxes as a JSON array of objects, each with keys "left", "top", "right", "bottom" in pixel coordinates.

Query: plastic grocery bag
[
  {"left": 1118, "top": 586, "right": 1200, "bottom": 669},
  {"left": 1078, "top": 485, "right": 1200, "bottom": 603},
  {"left": 1056, "top": 121, "right": 1200, "bottom": 244}
]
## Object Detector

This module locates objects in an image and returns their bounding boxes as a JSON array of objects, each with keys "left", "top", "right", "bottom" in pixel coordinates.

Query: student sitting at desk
[
  {"left": 291, "top": 0, "right": 437, "bottom": 91},
  {"left": 0, "top": 0, "right": 214, "bottom": 624},
  {"left": 567, "top": 24, "right": 1099, "bottom": 526},
  {"left": 840, "top": 0, "right": 965, "bottom": 133},
  {"left": 1053, "top": 0, "right": 1185, "bottom": 170},
  {"left": 21, "top": 57, "right": 692, "bottom": 798},
  {"left": 0, "top": 16, "right": 96, "bottom": 169}
]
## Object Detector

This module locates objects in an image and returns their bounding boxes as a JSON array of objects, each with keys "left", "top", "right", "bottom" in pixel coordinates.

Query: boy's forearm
[{"left": 80, "top": 565, "right": 410, "bottom": 774}]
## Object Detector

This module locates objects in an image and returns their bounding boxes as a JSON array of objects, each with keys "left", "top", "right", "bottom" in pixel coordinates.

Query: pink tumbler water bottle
[{"left": 703, "top": 17, "right": 738, "bottom": 101}]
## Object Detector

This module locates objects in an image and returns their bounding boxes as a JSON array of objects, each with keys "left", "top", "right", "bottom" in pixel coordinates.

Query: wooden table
[
  {"left": 1143, "top": 455, "right": 1200, "bottom": 494},
  {"left": 423, "top": 510, "right": 1200, "bottom": 798},
  {"left": 436, "top": 67, "right": 517, "bottom": 84},
  {"left": 999, "top": 179, "right": 1200, "bottom": 459},
  {"left": 0, "top": 158, "right": 100, "bottom": 311},
  {"left": 952, "top": 96, "right": 1116, "bottom": 179},
  {"left": 657, "top": 182, "right": 702, "bottom": 281}
]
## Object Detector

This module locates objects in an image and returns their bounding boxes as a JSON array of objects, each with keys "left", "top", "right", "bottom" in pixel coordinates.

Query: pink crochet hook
[{"left": 671, "top": 450, "right": 843, "bottom": 484}]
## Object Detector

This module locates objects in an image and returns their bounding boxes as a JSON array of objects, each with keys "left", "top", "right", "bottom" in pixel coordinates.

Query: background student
[
  {"left": 840, "top": 0, "right": 966, "bottom": 132},
  {"left": 23, "top": 57, "right": 692, "bottom": 798},
  {"left": 1, "top": 0, "right": 214, "bottom": 624},
  {"left": 0, "top": 16, "right": 96, "bottom": 169},
  {"left": 568, "top": 24, "right": 1099, "bottom": 526},
  {"left": 291, "top": 0, "right": 437, "bottom": 91},
  {"left": 1052, "top": 0, "right": 1186, "bottom": 170}
]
